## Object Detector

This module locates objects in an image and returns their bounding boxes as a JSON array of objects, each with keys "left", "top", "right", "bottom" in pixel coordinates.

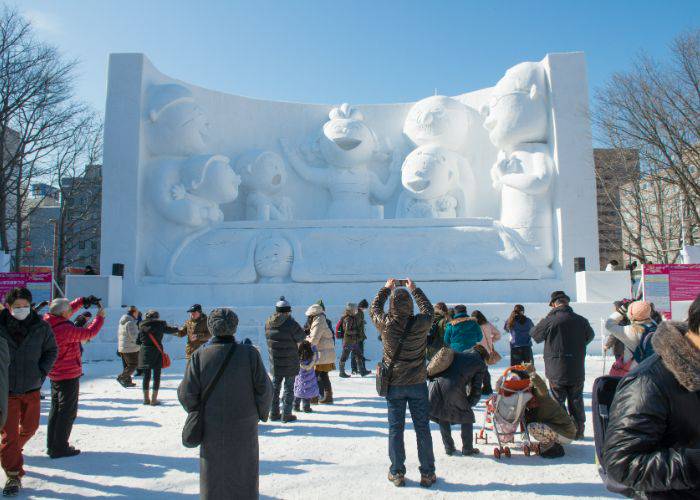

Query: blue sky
[{"left": 16, "top": 0, "right": 700, "bottom": 113}]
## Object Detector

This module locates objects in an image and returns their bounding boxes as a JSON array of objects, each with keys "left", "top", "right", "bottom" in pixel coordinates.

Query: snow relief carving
[{"left": 235, "top": 150, "right": 293, "bottom": 221}]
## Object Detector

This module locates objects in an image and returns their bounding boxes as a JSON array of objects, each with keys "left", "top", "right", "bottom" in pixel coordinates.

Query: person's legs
[
  {"left": 318, "top": 371, "right": 333, "bottom": 403},
  {"left": 142, "top": 369, "right": 152, "bottom": 404},
  {"left": 567, "top": 382, "right": 586, "bottom": 438},
  {"left": 48, "top": 378, "right": 79, "bottom": 453},
  {"left": 350, "top": 343, "right": 358, "bottom": 373},
  {"left": 406, "top": 383, "right": 435, "bottom": 477},
  {"left": 2, "top": 396, "right": 24, "bottom": 477},
  {"left": 549, "top": 384, "right": 568, "bottom": 410},
  {"left": 386, "top": 386, "right": 408, "bottom": 477},
  {"left": 302, "top": 398, "right": 312, "bottom": 412},
  {"left": 461, "top": 422, "right": 475, "bottom": 451},
  {"left": 270, "top": 374, "right": 283, "bottom": 417},
  {"left": 510, "top": 347, "right": 523, "bottom": 366},
  {"left": 17, "top": 392, "right": 40, "bottom": 452},
  {"left": 527, "top": 422, "right": 571, "bottom": 457},
  {"left": 523, "top": 346, "right": 534, "bottom": 364},
  {"left": 119, "top": 353, "right": 138, "bottom": 384},
  {"left": 46, "top": 381, "right": 60, "bottom": 452},
  {"left": 282, "top": 377, "right": 295, "bottom": 416},
  {"left": 482, "top": 370, "right": 493, "bottom": 394},
  {"left": 152, "top": 368, "right": 161, "bottom": 392},
  {"left": 438, "top": 420, "right": 455, "bottom": 453}
]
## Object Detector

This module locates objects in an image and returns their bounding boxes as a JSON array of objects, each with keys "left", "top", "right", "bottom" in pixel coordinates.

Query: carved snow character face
[
  {"left": 401, "top": 145, "right": 456, "bottom": 200},
  {"left": 254, "top": 236, "right": 293, "bottom": 280},
  {"left": 182, "top": 155, "right": 241, "bottom": 205},
  {"left": 236, "top": 150, "right": 287, "bottom": 194},
  {"left": 403, "top": 95, "right": 473, "bottom": 151},
  {"left": 482, "top": 62, "right": 549, "bottom": 152},
  {"left": 145, "top": 84, "right": 209, "bottom": 157},
  {"left": 320, "top": 103, "right": 376, "bottom": 168}
]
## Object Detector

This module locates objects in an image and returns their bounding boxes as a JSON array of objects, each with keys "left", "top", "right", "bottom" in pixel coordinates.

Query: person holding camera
[
  {"left": 371, "top": 278, "right": 436, "bottom": 489},
  {"left": 604, "top": 300, "right": 658, "bottom": 377},
  {"left": 44, "top": 295, "right": 105, "bottom": 459}
]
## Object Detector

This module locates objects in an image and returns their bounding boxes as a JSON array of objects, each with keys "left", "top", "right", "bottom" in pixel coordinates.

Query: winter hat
[
  {"left": 145, "top": 83, "right": 195, "bottom": 123},
  {"left": 49, "top": 298, "right": 71, "bottom": 316},
  {"left": 358, "top": 299, "right": 369, "bottom": 309},
  {"left": 427, "top": 347, "right": 455, "bottom": 377},
  {"left": 454, "top": 304, "right": 467, "bottom": 314},
  {"left": 306, "top": 303, "right": 324, "bottom": 317},
  {"left": 207, "top": 308, "right": 239, "bottom": 337},
  {"left": 187, "top": 304, "right": 202, "bottom": 313},
  {"left": 144, "top": 310, "right": 160, "bottom": 320},
  {"left": 549, "top": 291, "right": 570, "bottom": 306},
  {"left": 276, "top": 296, "right": 291, "bottom": 313},
  {"left": 628, "top": 301, "right": 652, "bottom": 322},
  {"left": 346, "top": 302, "right": 358, "bottom": 313}
]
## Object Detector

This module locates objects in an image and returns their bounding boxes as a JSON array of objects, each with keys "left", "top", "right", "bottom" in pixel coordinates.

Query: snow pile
[{"left": 17, "top": 355, "right": 613, "bottom": 499}]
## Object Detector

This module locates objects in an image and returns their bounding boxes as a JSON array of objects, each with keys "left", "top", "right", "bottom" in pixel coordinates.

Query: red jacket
[{"left": 45, "top": 298, "right": 104, "bottom": 381}]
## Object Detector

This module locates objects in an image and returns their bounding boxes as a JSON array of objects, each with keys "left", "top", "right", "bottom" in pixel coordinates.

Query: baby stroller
[{"left": 475, "top": 366, "right": 537, "bottom": 458}]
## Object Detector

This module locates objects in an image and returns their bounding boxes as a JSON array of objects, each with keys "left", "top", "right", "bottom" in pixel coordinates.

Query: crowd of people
[{"left": 0, "top": 278, "right": 697, "bottom": 499}]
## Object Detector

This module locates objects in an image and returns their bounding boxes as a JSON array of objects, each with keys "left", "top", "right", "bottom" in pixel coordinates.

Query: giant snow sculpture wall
[{"left": 101, "top": 52, "right": 599, "bottom": 307}]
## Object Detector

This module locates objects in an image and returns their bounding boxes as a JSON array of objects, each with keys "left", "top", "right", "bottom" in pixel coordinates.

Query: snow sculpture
[
  {"left": 396, "top": 145, "right": 467, "bottom": 219},
  {"left": 254, "top": 236, "right": 293, "bottom": 282},
  {"left": 403, "top": 95, "right": 474, "bottom": 150},
  {"left": 483, "top": 62, "right": 554, "bottom": 268},
  {"left": 281, "top": 103, "right": 401, "bottom": 219},
  {"left": 143, "top": 84, "right": 241, "bottom": 276},
  {"left": 235, "top": 150, "right": 293, "bottom": 221}
]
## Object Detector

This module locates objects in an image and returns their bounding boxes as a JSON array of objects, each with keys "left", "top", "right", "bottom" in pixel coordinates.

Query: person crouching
[
  {"left": 45, "top": 297, "right": 105, "bottom": 458},
  {"left": 427, "top": 345, "right": 489, "bottom": 456}
]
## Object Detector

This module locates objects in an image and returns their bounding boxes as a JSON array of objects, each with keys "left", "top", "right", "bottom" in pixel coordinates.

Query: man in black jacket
[
  {"left": 371, "top": 278, "right": 436, "bottom": 489},
  {"left": 265, "top": 296, "right": 305, "bottom": 423},
  {"left": 602, "top": 297, "right": 700, "bottom": 499},
  {"left": 531, "top": 291, "right": 594, "bottom": 439}
]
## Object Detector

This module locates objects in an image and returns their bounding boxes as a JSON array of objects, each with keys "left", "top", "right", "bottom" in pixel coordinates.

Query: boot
[
  {"left": 2, "top": 475, "right": 21, "bottom": 497},
  {"left": 150, "top": 390, "right": 160, "bottom": 406},
  {"left": 319, "top": 389, "right": 333, "bottom": 404},
  {"left": 117, "top": 376, "right": 128, "bottom": 388},
  {"left": 293, "top": 400, "right": 301, "bottom": 412},
  {"left": 359, "top": 358, "right": 371, "bottom": 377},
  {"left": 339, "top": 361, "right": 350, "bottom": 378},
  {"left": 142, "top": 390, "right": 150, "bottom": 405},
  {"left": 420, "top": 473, "right": 437, "bottom": 488}
]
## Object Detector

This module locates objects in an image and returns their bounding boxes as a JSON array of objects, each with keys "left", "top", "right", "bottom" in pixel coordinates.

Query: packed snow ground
[{"left": 15, "top": 354, "right": 614, "bottom": 499}]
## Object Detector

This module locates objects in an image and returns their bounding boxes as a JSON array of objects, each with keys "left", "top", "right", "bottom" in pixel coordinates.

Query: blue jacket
[
  {"left": 444, "top": 313, "right": 483, "bottom": 353},
  {"left": 504, "top": 317, "right": 534, "bottom": 347}
]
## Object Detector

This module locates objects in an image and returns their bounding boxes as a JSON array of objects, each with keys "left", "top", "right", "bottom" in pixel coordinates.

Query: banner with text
[
  {"left": 0, "top": 272, "right": 53, "bottom": 305},
  {"left": 643, "top": 264, "right": 700, "bottom": 319}
]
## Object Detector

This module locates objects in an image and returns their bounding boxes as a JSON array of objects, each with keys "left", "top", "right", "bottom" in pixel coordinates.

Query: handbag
[
  {"left": 147, "top": 332, "right": 171, "bottom": 369},
  {"left": 487, "top": 349, "right": 502, "bottom": 366},
  {"left": 182, "top": 342, "right": 237, "bottom": 448},
  {"left": 376, "top": 316, "right": 416, "bottom": 397}
]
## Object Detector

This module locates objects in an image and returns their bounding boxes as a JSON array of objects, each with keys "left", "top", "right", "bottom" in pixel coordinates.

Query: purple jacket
[{"left": 293, "top": 348, "right": 320, "bottom": 400}]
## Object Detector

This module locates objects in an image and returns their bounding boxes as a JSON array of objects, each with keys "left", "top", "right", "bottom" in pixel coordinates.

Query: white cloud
[{"left": 23, "top": 8, "right": 61, "bottom": 36}]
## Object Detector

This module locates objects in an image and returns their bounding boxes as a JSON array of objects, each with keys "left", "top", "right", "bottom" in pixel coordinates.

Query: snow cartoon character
[
  {"left": 396, "top": 145, "right": 469, "bottom": 219},
  {"left": 146, "top": 154, "right": 242, "bottom": 276},
  {"left": 235, "top": 150, "right": 293, "bottom": 221},
  {"left": 482, "top": 62, "right": 554, "bottom": 269},
  {"left": 403, "top": 95, "right": 475, "bottom": 151},
  {"left": 281, "top": 103, "right": 402, "bottom": 219}
]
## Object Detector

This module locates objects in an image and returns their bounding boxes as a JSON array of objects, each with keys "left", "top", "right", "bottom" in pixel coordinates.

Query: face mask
[{"left": 11, "top": 307, "right": 30, "bottom": 321}]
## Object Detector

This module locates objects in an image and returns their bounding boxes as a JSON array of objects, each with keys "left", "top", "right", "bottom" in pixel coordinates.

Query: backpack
[{"left": 632, "top": 323, "right": 657, "bottom": 363}]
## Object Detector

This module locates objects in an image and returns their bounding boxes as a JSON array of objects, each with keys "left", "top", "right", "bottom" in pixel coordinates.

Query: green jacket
[{"left": 525, "top": 373, "right": 577, "bottom": 440}]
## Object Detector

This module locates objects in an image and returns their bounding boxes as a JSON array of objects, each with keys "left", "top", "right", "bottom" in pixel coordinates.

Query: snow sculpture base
[{"left": 166, "top": 218, "right": 551, "bottom": 284}]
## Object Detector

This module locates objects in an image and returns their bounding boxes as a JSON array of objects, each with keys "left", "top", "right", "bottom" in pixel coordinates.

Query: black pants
[
  {"left": 142, "top": 368, "right": 161, "bottom": 393},
  {"left": 510, "top": 346, "right": 533, "bottom": 366},
  {"left": 350, "top": 341, "right": 365, "bottom": 372},
  {"left": 482, "top": 370, "right": 493, "bottom": 393},
  {"left": 550, "top": 382, "right": 585, "bottom": 433},
  {"left": 316, "top": 371, "right": 332, "bottom": 397},
  {"left": 47, "top": 377, "right": 80, "bottom": 453},
  {"left": 341, "top": 343, "right": 365, "bottom": 372},
  {"left": 272, "top": 375, "right": 295, "bottom": 416},
  {"left": 436, "top": 419, "right": 473, "bottom": 452}
]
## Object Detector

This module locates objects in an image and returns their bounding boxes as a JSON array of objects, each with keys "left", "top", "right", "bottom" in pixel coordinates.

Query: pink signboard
[
  {"left": 0, "top": 272, "right": 53, "bottom": 305},
  {"left": 643, "top": 264, "right": 700, "bottom": 319}
]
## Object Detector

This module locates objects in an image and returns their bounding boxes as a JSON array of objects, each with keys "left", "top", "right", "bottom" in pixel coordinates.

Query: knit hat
[
  {"left": 549, "top": 290, "right": 570, "bottom": 306},
  {"left": 346, "top": 302, "right": 357, "bottom": 313},
  {"left": 207, "top": 308, "right": 239, "bottom": 337},
  {"left": 306, "top": 303, "right": 324, "bottom": 317},
  {"left": 628, "top": 301, "right": 652, "bottom": 322},
  {"left": 358, "top": 299, "right": 369, "bottom": 309},
  {"left": 276, "top": 296, "right": 291, "bottom": 313},
  {"left": 49, "top": 298, "right": 71, "bottom": 316}
]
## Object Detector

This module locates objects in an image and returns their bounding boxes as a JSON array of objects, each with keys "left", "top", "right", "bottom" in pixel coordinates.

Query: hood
[
  {"left": 268, "top": 312, "right": 290, "bottom": 328},
  {"left": 305, "top": 304, "right": 324, "bottom": 317},
  {"left": 207, "top": 308, "right": 238, "bottom": 337},
  {"left": 120, "top": 314, "right": 135, "bottom": 326},
  {"left": 451, "top": 315, "right": 476, "bottom": 325},
  {"left": 652, "top": 321, "right": 700, "bottom": 392},
  {"left": 389, "top": 288, "right": 414, "bottom": 317}
]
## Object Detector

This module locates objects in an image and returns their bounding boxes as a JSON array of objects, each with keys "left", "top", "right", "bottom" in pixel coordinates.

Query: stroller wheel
[
  {"left": 493, "top": 447, "right": 501, "bottom": 459},
  {"left": 504, "top": 446, "right": 511, "bottom": 458},
  {"left": 523, "top": 444, "right": 530, "bottom": 456}
]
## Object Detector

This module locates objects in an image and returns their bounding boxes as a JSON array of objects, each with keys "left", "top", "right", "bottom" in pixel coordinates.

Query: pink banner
[
  {"left": 643, "top": 264, "right": 700, "bottom": 319},
  {"left": 0, "top": 272, "right": 53, "bottom": 304}
]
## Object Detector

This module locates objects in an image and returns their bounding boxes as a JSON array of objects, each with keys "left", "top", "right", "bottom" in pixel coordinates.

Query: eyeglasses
[{"left": 481, "top": 90, "right": 529, "bottom": 117}]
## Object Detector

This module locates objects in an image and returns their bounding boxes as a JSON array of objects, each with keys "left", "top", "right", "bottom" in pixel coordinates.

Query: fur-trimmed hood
[{"left": 652, "top": 321, "right": 700, "bottom": 392}]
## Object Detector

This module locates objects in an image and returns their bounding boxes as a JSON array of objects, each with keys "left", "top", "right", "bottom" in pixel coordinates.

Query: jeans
[
  {"left": 1, "top": 391, "right": 40, "bottom": 477},
  {"left": 550, "top": 382, "right": 585, "bottom": 433},
  {"left": 386, "top": 383, "right": 435, "bottom": 476},
  {"left": 272, "top": 375, "right": 295, "bottom": 416},
  {"left": 436, "top": 419, "right": 473, "bottom": 452},
  {"left": 47, "top": 377, "right": 80, "bottom": 453},
  {"left": 510, "top": 346, "right": 533, "bottom": 365},
  {"left": 350, "top": 341, "right": 365, "bottom": 372}
]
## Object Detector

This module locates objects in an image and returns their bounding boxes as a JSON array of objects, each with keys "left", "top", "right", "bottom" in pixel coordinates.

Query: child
[{"left": 293, "top": 341, "right": 320, "bottom": 413}]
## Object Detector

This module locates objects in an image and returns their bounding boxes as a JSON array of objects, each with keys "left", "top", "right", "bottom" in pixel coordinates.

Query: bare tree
[
  {"left": 594, "top": 29, "right": 700, "bottom": 264},
  {"left": 0, "top": 7, "right": 85, "bottom": 268}
]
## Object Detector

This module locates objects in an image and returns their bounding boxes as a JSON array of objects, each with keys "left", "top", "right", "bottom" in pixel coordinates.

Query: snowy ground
[{"left": 14, "top": 354, "right": 615, "bottom": 499}]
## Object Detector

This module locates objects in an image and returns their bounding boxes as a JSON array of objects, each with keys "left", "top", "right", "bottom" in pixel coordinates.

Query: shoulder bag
[
  {"left": 182, "top": 342, "right": 237, "bottom": 448},
  {"left": 147, "top": 332, "right": 171, "bottom": 369},
  {"left": 376, "top": 316, "right": 416, "bottom": 397}
]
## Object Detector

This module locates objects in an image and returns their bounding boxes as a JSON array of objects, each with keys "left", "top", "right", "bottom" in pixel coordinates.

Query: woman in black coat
[
  {"left": 137, "top": 310, "right": 179, "bottom": 406},
  {"left": 428, "top": 345, "right": 488, "bottom": 456},
  {"left": 602, "top": 310, "right": 700, "bottom": 500}
]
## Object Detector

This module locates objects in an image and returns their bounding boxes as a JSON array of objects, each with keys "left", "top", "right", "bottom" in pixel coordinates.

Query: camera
[
  {"left": 394, "top": 279, "right": 408, "bottom": 287},
  {"left": 82, "top": 295, "right": 103, "bottom": 309}
]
